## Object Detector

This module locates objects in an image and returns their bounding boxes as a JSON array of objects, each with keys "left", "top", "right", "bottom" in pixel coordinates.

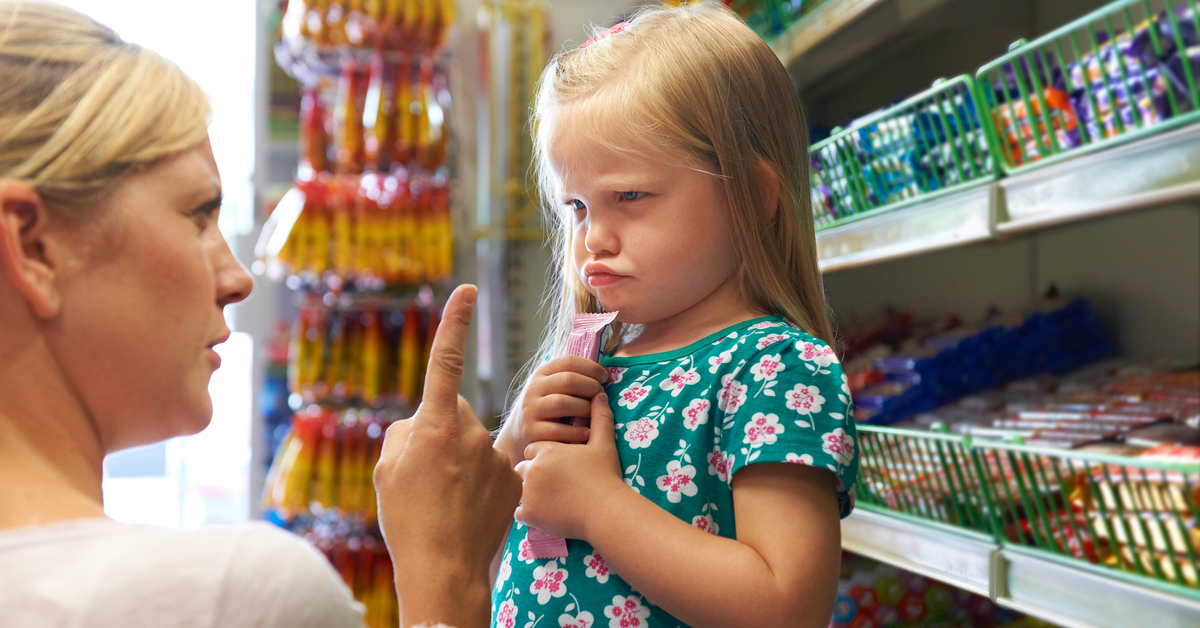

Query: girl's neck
[
  {"left": 0, "top": 325, "right": 107, "bottom": 532},
  {"left": 614, "top": 273, "right": 766, "bottom": 358}
]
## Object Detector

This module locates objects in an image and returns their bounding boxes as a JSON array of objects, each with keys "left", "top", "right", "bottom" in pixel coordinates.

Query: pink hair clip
[{"left": 577, "top": 21, "right": 629, "bottom": 49}]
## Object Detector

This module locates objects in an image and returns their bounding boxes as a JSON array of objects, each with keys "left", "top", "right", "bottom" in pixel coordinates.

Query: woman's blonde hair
[
  {"left": 0, "top": 1, "right": 210, "bottom": 212},
  {"left": 510, "top": 1, "right": 832, "bottom": 411}
]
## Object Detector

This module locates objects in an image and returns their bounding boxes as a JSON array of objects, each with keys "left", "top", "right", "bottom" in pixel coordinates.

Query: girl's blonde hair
[
  {"left": 0, "top": 1, "right": 210, "bottom": 212},
  {"left": 511, "top": 1, "right": 832, "bottom": 412}
]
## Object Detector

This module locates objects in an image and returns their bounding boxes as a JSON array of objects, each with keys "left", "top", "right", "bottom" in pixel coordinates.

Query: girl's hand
[
  {"left": 498, "top": 355, "right": 609, "bottom": 466},
  {"left": 514, "top": 393, "right": 626, "bottom": 541}
]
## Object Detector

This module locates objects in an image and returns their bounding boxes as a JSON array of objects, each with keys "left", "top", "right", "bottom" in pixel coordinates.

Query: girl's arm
[{"left": 517, "top": 395, "right": 842, "bottom": 628}]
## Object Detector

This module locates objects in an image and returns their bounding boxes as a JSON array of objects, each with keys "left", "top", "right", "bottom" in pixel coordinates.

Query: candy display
[
  {"left": 811, "top": 77, "right": 994, "bottom": 227},
  {"left": 854, "top": 356, "right": 1200, "bottom": 589},
  {"left": 843, "top": 296, "right": 1112, "bottom": 426},
  {"left": 283, "top": 0, "right": 455, "bottom": 52},
  {"left": 264, "top": 405, "right": 398, "bottom": 521},
  {"left": 274, "top": 171, "right": 452, "bottom": 291},
  {"left": 830, "top": 552, "right": 1055, "bottom": 628},
  {"left": 981, "top": 2, "right": 1200, "bottom": 169},
  {"left": 288, "top": 297, "right": 442, "bottom": 407}
]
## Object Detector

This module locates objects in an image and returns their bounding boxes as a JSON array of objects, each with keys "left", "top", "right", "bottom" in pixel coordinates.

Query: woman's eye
[{"left": 620, "top": 191, "right": 645, "bottom": 202}]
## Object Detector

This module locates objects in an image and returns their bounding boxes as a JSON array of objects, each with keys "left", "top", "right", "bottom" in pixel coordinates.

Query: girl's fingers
[
  {"left": 528, "top": 421, "right": 591, "bottom": 445},
  {"left": 528, "top": 393, "right": 592, "bottom": 420},
  {"left": 536, "top": 355, "right": 610, "bottom": 384},
  {"left": 531, "top": 371, "right": 605, "bottom": 400}
]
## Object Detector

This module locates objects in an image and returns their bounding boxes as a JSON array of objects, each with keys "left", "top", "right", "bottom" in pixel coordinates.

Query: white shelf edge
[
  {"left": 816, "top": 182, "right": 996, "bottom": 273},
  {"left": 842, "top": 509, "right": 1200, "bottom": 628},
  {"left": 841, "top": 508, "right": 997, "bottom": 598}
]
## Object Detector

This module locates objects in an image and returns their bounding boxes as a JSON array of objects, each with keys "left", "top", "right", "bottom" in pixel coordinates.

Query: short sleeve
[
  {"left": 716, "top": 334, "right": 858, "bottom": 518},
  {"left": 215, "top": 523, "right": 364, "bottom": 628}
]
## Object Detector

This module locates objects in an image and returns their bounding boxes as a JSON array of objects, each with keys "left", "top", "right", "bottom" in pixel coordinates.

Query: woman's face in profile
[{"left": 54, "top": 137, "right": 253, "bottom": 452}]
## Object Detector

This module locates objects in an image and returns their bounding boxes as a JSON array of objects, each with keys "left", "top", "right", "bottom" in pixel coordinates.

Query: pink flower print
[
  {"left": 559, "top": 611, "right": 595, "bottom": 628},
  {"left": 605, "top": 595, "right": 651, "bottom": 628},
  {"left": 750, "top": 320, "right": 783, "bottom": 330},
  {"left": 796, "top": 340, "right": 838, "bottom": 367},
  {"left": 717, "top": 374, "right": 747, "bottom": 414},
  {"left": 785, "top": 383, "right": 825, "bottom": 416},
  {"left": 496, "top": 600, "right": 518, "bottom": 628},
  {"left": 683, "top": 399, "right": 710, "bottom": 430},
  {"left": 786, "top": 452, "right": 814, "bottom": 465},
  {"left": 707, "top": 446, "right": 734, "bottom": 482},
  {"left": 517, "top": 538, "right": 536, "bottom": 563},
  {"left": 584, "top": 551, "right": 611, "bottom": 583},
  {"left": 617, "top": 382, "right": 650, "bottom": 410},
  {"left": 623, "top": 416, "right": 659, "bottom": 449},
  {"left": 608, "top": 366, "right": 626, "bottom": 384},
  {"left": 744, "top": 412, "right": 784, "bottom": 446},
  {"left": 749, "top": 353, "right": 785, "bottom": 382},
  {"left": 659, "top": 365, "right": 700, "bottom": 396},
  {"left": 530, "top": 560, "right": 569, "bottom": 604},
  {"left": 655, "top": 460, "right": 698, "bottom": 503},
  {"left": 821, "top": 427, "right": 855, "bottom": 466},
  {"left": 497, "top": 552, "right": 513, "bottom": 589},
  {"left": 756, "top": 334, "right": 789, "bottom": 350},
  {"left": 692, "top": 513, "right": 719, "bottom": 535},
  {"left": 707, "top": 349, "right": 732, "bottom": 374}
]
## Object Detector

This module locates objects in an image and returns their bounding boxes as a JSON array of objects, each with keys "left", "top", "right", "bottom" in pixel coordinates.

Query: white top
[{"left": 0, "top": 518, "right": 363, "bottom": 628}]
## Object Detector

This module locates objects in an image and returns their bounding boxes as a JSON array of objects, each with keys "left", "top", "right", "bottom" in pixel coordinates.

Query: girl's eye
[
  {"left": 569, "top": 199, "right": 587, "bottom": 212},
  {"left": 620, "top": 191, "right": 645, "bottom": 202}
]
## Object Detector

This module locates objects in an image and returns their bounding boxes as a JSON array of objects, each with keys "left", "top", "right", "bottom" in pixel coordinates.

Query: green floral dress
[{"left": 492, "top": 315, "right": 858, "bottom": 628}]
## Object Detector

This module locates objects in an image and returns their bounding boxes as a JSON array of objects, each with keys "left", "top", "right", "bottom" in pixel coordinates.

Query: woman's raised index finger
[{"left": 417, "top": 284, "right": 477, "bottom": 417}]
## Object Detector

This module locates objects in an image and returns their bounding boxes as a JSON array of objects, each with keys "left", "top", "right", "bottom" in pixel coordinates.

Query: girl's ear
[
  {"left": 755, "top": 159, "right": 781, "bottom": 222},
  {"left": 0, "top": 179, "right": 63, "bottom": 318}
]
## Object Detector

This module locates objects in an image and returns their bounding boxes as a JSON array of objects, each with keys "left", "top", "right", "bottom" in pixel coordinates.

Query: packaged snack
[{"left": 526, "top": 311, "right": 620, "bottom": 559}]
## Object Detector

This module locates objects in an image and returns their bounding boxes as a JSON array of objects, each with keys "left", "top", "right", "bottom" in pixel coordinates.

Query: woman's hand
[
  {"left": 373, "top": 285, "right": 522, "bottom": 628},
  {"left": 496, "top": 355, "right": 609, "bottom": 467},
  {"left": 514, "top": 393, "right": 627, "bottom": 541}
]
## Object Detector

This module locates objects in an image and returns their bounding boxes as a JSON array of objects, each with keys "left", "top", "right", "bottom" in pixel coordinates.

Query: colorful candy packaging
[{"left": 525, "top": 311, "right": 620, "bottom": 560}]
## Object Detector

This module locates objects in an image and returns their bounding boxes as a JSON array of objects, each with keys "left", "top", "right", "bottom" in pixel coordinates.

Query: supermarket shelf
[
  {"left": 815, "top": 181, "right": 996, "bottom": 272},
  {"left": 770, "top": 0, "right": 885, "bottom": 68},
  {"left": 841, "top": 508, "right": 997, "bottom": 597},
  {"left": 843, "top": 509, "right": 1200, "bottom": 628},
  {"left": 770, "top": 0, "right": 955, "bottom": 88},
  {"left": 997, "top": 547, "right": 1200, "bottom": 628},
  {"left": 998, "top": 123, "right": 1200, "bottom": 235}
]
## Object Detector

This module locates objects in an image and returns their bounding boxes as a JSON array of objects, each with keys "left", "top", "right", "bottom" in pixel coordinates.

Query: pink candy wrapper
[{"left": 526, "top": 311, "right": 619, "bottom": 559}]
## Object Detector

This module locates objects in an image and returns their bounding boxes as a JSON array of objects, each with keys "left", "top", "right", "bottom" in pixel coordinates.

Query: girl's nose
[{"left": 584, "top": 214, "right": 619, "bottom": 256}]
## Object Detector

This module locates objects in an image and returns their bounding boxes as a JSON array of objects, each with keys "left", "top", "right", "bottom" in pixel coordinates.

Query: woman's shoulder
[{"left": 0, "top": 519, "right": 362, "bottom": 628}]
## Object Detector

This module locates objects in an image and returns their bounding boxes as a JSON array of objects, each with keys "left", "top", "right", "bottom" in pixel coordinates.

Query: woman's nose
[{"left": 214, "top": 238, "right": 253, "bottom": 307}]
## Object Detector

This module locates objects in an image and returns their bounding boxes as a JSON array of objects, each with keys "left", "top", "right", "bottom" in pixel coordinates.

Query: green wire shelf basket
[
  {"left": 857, "top": 424, "right": 1200, "bottom": 600},
  {"left": 977, "top": 0, "right": 1200, "bottom": 175},
  {"left": 855, "top": 425, "right": 996, "bottom": 539},
  {"left": 810, "top": 75, "right": 997, "bottom": 232},
  {"left": 972, "top": 439, "right": 1200, "bottom": 599}
]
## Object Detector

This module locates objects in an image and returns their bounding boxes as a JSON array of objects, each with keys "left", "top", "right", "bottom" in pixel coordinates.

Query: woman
[{"left": 0, "top": 3, "right": 519, "bottom": 627}]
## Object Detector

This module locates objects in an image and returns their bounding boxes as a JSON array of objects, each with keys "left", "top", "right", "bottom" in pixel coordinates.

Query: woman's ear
[
  {"left": 0, "top": 179, "right": 62, "bottom": 318},
  {"left": 756, "top": 159, "right": 781, "bottom": 222}
]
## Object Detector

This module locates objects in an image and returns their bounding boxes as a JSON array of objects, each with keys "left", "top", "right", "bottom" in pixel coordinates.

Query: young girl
[{"left": 492, "top": 4, "right": 857, "bottom": 627}]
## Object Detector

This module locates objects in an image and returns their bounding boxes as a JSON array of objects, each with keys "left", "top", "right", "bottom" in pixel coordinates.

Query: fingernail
[
  {"left": 462, "top": 284, "right": 478, "bottom": 305},
  {"left": 597, "top": 393, "right": 608, "bottom": 403},
  {"left": 583, "top": 429, "right": 591, "bottom": 440}
]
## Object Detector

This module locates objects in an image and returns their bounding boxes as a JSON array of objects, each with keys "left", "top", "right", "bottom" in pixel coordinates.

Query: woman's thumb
[{"left": 587, "top": 393, "right": 615, "bottom": 446}]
